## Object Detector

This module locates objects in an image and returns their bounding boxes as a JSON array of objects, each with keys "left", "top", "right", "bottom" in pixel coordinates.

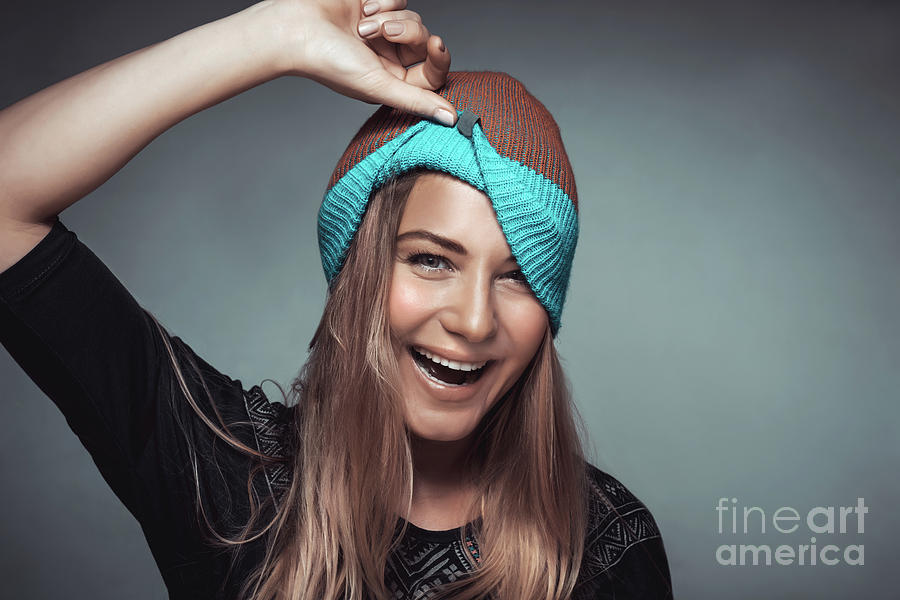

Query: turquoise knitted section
[{"left": 318, "top": 117, "right": 578, "bottom": 335}]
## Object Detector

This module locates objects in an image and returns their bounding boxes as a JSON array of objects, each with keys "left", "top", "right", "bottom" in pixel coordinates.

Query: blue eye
[
  {"left": 403, "top": 251, "right": 528, "bottom": 285},
  {"left": 407, "top": 253, "right": 451, "bottom": 272}
]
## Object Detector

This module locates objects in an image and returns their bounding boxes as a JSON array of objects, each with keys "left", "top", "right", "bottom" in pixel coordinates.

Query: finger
[
  {"left": 404, "top": 35, "right": 451, "bottom": 91},
  {"left": 367, "top": 36, "right": 417, "bottom": 80},
  {"left": 363, "top": 18, "right": 431, "bottom": 68},
  {"left": 361, "top": 0, "right": 408, "bottom": 17},
  {"left": 368, "top": 32, "right": 400, "bottom": 62},
  {"left": 361, "top": 68, "right": 456, "bottom": 126},
  {"left": 364, "top": 21, "right": 430, "bottom": 69},
  {"left": 357, "top": 10, "right": 422, "bottom": 39},
  {"left": 390, "top": 21, "right": 432, "bottom": 67}
]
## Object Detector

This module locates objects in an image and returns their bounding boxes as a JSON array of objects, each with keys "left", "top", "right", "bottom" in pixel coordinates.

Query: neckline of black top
[{"left": 397, "top": 517, "right": 477, "bottom": 544}]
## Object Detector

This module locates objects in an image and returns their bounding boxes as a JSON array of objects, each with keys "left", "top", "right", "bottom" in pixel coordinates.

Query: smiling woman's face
[{"left": 388, "top": 172, "right": 549, "bottom": 442}]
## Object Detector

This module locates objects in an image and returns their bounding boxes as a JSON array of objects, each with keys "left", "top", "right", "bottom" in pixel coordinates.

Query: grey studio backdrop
[{"left": 1, "top": 0, "right": 898, "bottom": 598}]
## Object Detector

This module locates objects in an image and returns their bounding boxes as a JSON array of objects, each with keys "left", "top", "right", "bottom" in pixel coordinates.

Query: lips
[{"left": 409, "top": 346, "right": 492, "bottom": 386}]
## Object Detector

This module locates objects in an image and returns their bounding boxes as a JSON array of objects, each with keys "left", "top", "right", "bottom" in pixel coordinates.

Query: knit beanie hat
[{"left": 318, "top": 71, "right": 578, "bottom": 336}]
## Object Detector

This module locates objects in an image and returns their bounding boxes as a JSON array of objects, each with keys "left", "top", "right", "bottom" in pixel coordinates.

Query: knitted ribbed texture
[{"left": 318, "top": 72, "right": 579, "bottom": 335}]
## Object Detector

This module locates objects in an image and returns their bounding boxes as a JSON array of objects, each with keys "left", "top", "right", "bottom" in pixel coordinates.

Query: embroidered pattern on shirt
[
  {"left": 386, "top": 526, "right": 481, "bottom": 600},
  {"left": 242, "top": 385, "right": 291, "bottom": 508},
  {"left": 578, "top": 466, "right": 663, "bottom": 580}
]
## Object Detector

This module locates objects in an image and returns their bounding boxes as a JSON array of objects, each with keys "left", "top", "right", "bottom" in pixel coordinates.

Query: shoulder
[
  {"left": 576, "top": 463, "right": 673, "bottom": 598},
  {"left": 242, "top": 384, "right": 292, "bottom": 452},
  {"left": 581, "top": 462, "right": 664, "bottom": 568},
  {"left": 241, "top": 384, "right": 294, "bottom": 500}
]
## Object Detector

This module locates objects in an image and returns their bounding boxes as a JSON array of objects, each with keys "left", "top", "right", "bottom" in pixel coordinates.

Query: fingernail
[
  {"left": 433, "top": 108, "right": 456, "bottom": 127},
  {"left": 384, "top": 21, "right": 404, "bottom": 36},
  {"left": 357, "top": 20, "right": 378, "bottom": 36},
  {"left": 362, "top": 2, "right": 378, "bottom": 16},
  {"left": 438, "top": 39, "right": 446, "bottom": 52}
]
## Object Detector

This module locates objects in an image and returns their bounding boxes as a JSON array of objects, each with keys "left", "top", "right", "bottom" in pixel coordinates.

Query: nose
[{"left": 440, "top": 273, "right": 498, "bottom": 343}]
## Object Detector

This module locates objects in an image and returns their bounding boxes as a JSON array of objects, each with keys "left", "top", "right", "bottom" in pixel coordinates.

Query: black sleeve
[
  {"left": 573, "top": 465, "right": 675, "bottom": 599},
  {"left": 0, "top": 218, "right": 287, "bottom": 597},
  {"left": 577, "top": 536, "right": 674, "bottom": 600}
]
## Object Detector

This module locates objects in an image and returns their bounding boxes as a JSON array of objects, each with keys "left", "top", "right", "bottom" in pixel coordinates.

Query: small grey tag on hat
[{"left": 456, "top": 110, "right": 480, "bottom": 138}]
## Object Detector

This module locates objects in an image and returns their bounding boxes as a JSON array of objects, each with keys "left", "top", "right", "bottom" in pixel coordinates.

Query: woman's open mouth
[{"left": 409, "top": 346, "right": 493, "bottom": 387}]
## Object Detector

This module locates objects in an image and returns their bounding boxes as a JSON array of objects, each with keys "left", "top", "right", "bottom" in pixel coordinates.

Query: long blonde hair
[{"left": 154, "top": 168, "right": 591, "bottom": 600}]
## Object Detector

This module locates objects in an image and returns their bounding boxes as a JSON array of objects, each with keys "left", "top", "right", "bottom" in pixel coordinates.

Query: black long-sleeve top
[{"left": 0, "top": 218, "right": 674, "bottom": 599}]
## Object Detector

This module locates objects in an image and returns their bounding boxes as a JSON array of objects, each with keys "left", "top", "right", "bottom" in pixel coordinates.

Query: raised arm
[{"left": 0, "top": 0, "right": 455, "bottom": 272}]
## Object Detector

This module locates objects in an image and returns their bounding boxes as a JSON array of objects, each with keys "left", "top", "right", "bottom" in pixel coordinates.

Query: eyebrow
[{"left": 396, "top": 230, "right": 516, "bottom": 264}]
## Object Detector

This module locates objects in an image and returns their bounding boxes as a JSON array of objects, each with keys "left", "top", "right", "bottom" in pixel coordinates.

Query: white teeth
[{"left": 414, "top": 347, "right": 487, "bottom": 371}]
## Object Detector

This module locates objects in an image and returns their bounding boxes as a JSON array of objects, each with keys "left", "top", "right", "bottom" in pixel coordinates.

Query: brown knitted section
[{"left": 326, "top": 72, "right": 578, "bottom": 209}]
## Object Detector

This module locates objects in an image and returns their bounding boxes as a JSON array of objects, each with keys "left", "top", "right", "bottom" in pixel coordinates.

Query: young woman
[{"left": 0, "top": 0, "right": 673, "bottom": 598}]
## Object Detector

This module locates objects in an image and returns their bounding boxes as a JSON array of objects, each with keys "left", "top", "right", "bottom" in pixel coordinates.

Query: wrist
[{"left": 249, "top": 0, "right": 314, "bottom": 78}]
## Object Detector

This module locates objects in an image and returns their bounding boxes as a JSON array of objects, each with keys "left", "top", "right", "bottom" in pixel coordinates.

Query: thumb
[{"left": 365, "top": 70, "right": 457, "bottom": 127}]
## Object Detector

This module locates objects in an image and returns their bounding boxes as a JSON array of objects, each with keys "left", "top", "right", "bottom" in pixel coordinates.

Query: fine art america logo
[{"left": 715, "top": 497, "right": 867, "bottom": 566}]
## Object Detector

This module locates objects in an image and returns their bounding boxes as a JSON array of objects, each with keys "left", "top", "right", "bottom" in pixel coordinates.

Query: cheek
[
  {"left": 502, "top": 297, "right": 548, "bottom": 361},
  {"left": 388, "top": 271, "right": 435, "bottom": 333}
]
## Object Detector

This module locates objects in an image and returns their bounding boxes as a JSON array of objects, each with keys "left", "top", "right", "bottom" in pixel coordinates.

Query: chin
[{"left": 405, "top": 410, "right": 480, "bottom": 443}]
